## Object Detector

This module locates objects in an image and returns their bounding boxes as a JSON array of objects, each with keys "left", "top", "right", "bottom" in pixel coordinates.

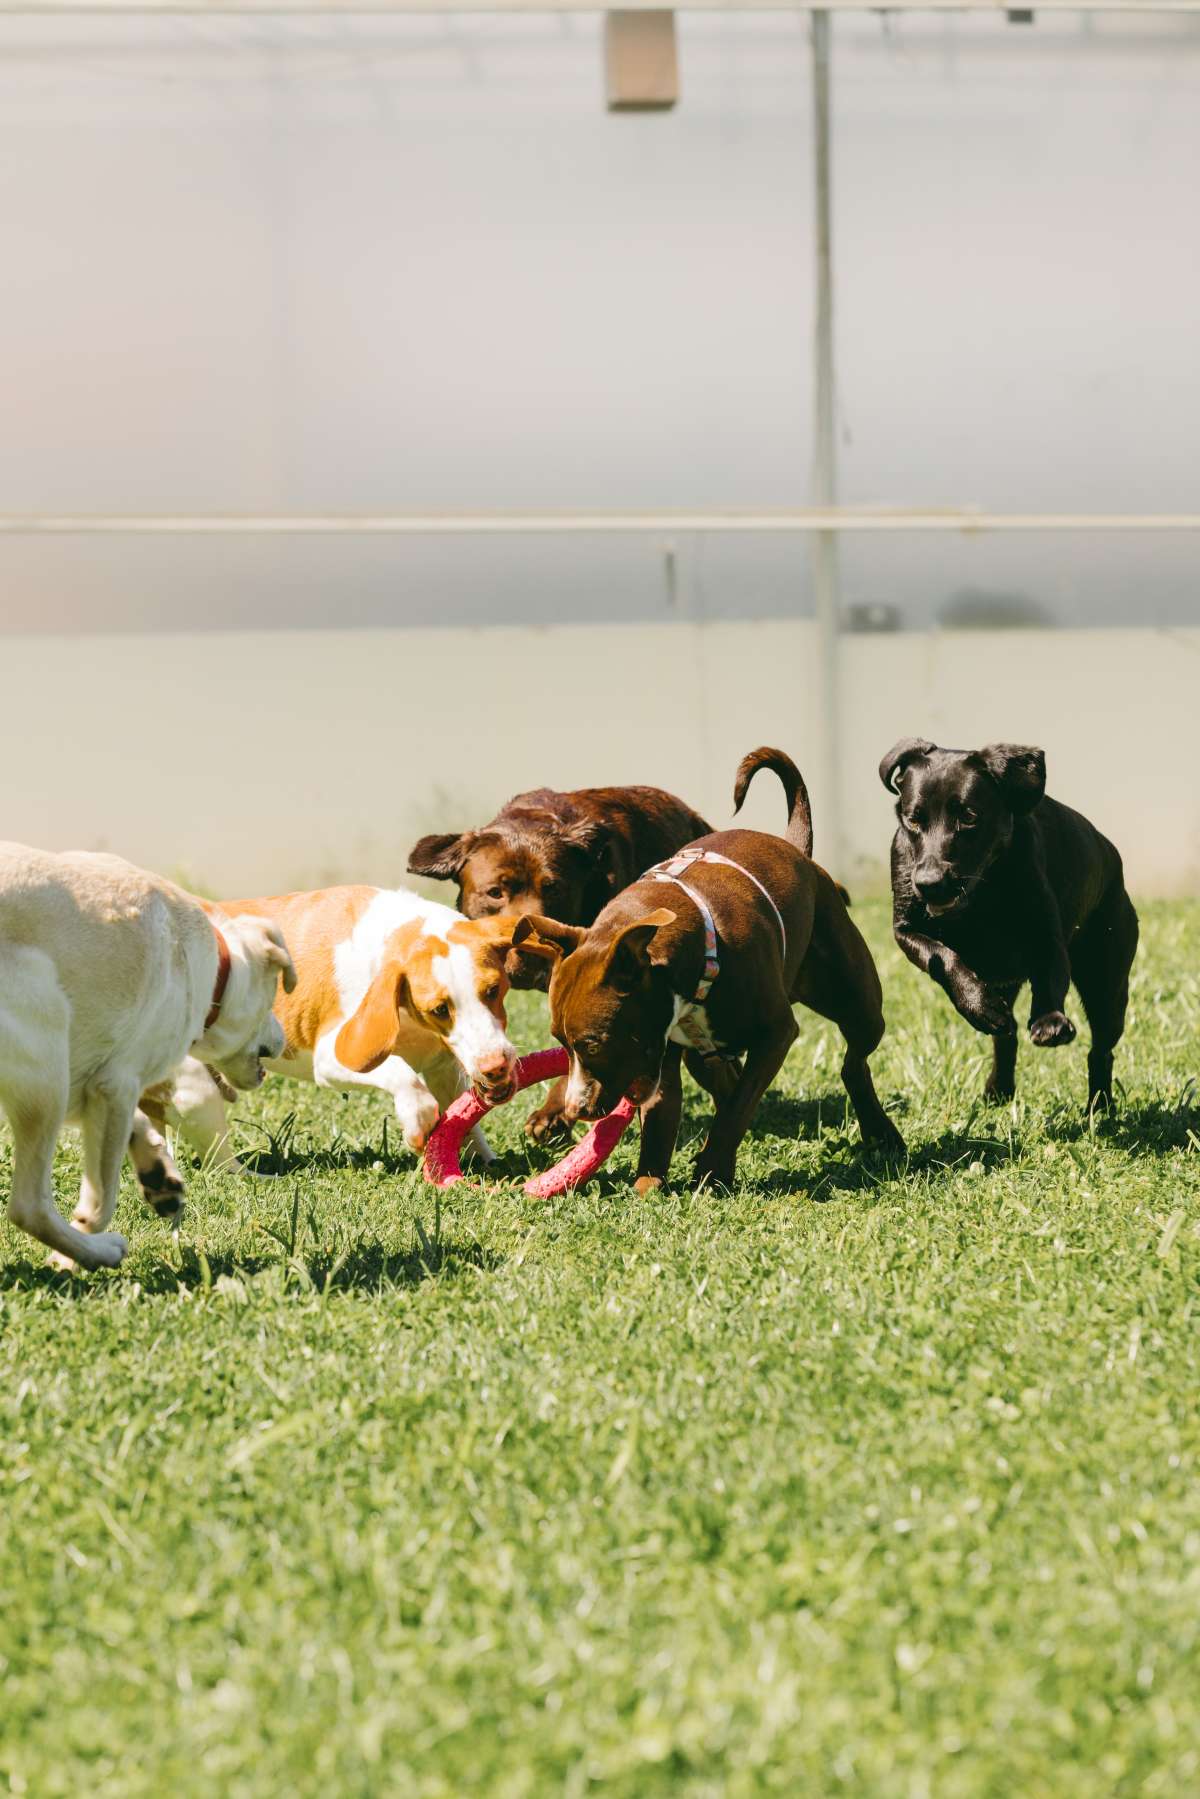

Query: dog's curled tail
[{"left": 732, "top": 747, "right": 814, "bottom": 858}]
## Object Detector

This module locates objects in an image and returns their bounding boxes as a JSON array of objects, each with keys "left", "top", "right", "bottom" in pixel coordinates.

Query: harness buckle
[{"left": 656, "top": 847, "right": 706, "bottom": 879}]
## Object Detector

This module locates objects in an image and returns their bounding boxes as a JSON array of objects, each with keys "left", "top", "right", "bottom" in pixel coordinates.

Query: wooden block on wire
[{"left": 605, "top": 11, "right": 678, "bottom": 113}]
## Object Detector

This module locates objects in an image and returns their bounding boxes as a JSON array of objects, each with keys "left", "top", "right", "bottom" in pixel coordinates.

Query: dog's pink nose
[{"left": 477, "top": 1051, "right": 510, "bottom": 1081}]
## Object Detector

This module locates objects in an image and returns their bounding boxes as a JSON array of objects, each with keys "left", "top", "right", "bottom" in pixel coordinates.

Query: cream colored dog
[{"left": 0, "top": 843, "right": 296, "bottom": 1271}]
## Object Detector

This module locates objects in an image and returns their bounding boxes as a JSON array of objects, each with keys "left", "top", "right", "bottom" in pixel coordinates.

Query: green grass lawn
[{"left": 1, "top": 899, "right": 1198, "bottom": 1797}]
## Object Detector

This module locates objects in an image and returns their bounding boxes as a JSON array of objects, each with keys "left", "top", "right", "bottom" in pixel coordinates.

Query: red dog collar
[{"left": 205, "top": 923, "right": 232, "bottom": 1031}]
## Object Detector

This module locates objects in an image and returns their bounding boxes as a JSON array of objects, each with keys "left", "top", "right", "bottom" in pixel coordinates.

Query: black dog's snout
[{"left": 914, "top": 871, "right": 957, "bottom": 905}]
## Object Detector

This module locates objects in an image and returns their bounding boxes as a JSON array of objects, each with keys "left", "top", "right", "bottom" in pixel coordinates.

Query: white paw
[
  {"left": 81, "top": 1232, "right": 128, "bottom": 1270},
  {"left": 469, "top": 1127, "right": 498, "bottom": 1166},
  {"left": 398, "top": 1092, "right": 441, "bottom": 1155},
  {"left": 48, "top": 1232, "right": 127, "bottom": 1274}
]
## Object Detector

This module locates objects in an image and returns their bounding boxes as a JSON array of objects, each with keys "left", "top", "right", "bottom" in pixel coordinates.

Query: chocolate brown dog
[
  {"left": 408, "top": 783, "right": 711, "bottom": 925},
  {"left": 506, "top": 748, "right": 903, "bottom": 1191},
  {"left": 880, "top": 737, "right": 1138, "bottom": 1110},
  {"left": 410, "top": 781, "right": 712, "bottom": 1142}
]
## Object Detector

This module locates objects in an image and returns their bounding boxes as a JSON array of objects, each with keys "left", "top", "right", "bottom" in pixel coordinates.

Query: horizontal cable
[
  {"left": 2, "top": 1, "right": 1199, "bottom": 13},
  {"left": 1, "top": 510, "right": 1198, "bottom": 535}
]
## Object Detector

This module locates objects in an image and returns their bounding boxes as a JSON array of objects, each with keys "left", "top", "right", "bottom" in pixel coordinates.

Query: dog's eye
[
  {"left": 431, "top": 1000, "right": 451, "bottom": 1021},
  {"left": 956, "top": 815, "right": 977, "bottom": 832},
  {"left": 486, "top": 885, "right": 506, "bottom": 901}
]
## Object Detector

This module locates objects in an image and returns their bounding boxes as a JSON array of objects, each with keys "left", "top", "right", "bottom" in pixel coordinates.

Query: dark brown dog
[
  {"left": 880, "top": 737, "right": 1138, "bottom": 1110},
  {"left": 506, "top": 748, "right": 903, "bottom": 1191},
  {"left": 408, "top": 783, "right": 711, "bottom": 925},
  {"left": 409, "top": 781, "right": 712, "bottom": 1142}
]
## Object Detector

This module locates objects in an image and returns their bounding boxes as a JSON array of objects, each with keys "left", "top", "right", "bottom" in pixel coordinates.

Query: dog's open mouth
[{"left": 475, "top": 1073, "right": 517, "bottom": 1106}]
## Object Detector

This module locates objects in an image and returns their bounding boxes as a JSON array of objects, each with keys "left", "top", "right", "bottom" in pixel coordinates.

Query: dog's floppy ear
[
  {"left": 504, "top": 914, "right": 586, "bottom": 992},
  {"left": 603, "top": 908, "right": 676, "bottom": 987},
  {"left": 976, "top": 743, "right": 1046, "bottom": 815},
  {"left": 334, "top": 964, "right": 406, "bottom": 1073},
  {"left": 407, "top": 831, "right": 474, "bottom": 881},
  {"left": 562, "top": 815, "right": 627, "bottom": 893},
  {"left": 560, "top": 817, "right": 609, "bottom": 861},
  {"left": 879, "top": 738, "right": 937, "bottom": 795},
  {"left": 262, "top": 920, "right": 298, "bottom": 993},
  {"left": 458, "top": 914, "right": 524, "bottom": 972},
  {"left": 233, "top": 915, "right": 299, "bottom": 994}
]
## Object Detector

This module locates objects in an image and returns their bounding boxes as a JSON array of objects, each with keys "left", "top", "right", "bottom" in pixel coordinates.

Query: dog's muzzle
[
  {"left": 914, "top": 871, "right": 962, "bottom": 916},
  {"left": 474, "top": 1067, "right": 518, "bottom": 1105}
]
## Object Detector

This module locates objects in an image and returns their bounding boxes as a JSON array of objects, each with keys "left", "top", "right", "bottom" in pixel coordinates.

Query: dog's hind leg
[
  {"left": 10, "top": 1092, "right": 129, "bottom": 1274},
  {"left": 0, "top": 961, "right": 127, "bottom": 1271},
  {"left": 10, "top": 1106, "right": 127, "bottom": 1272},
  {"left": 693, "top": 1012, "right": 799, "bottom": 1190},
  {"left": 794, "top": 901, "right": 905, "bottom": 1156},
  {"left": 68, "top": 1075, "right": 141, "bottom": 1254},
  {"left": 1071, "top": 887, "right": 1139, "bottom": 1112}
]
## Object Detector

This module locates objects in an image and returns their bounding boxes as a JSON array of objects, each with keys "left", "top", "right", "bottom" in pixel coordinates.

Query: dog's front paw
[
  {"left": 865, "top": 1119, "right": 906, "bottom": 1160},
  {"left": 692, "top": 1150, "right": 736, "bottom": 1191},
  {"left": 525, "top": 1104, "right": 575, "bottom": 1147},
  {"left": 1029, "top": 1009, "right": 1077, "bottom": 1048},
  {"left": 956, "top": 981, "right": 1016, "bottom": 1038},
  {"left": 633, "top": 1174, "right": 665, "bottom": 1196},
  {"left": 397, "top": 1088, "right": 441, "bottom": 1154},
  {"left": 136, "top": 1158, "right": 186, "bottom": 1219},
  {"left": 84, "top": 1232, "right": 128, "bottom": 1270},
  {"left": 50, "top": 1232, "right": 127, "bottom": 1274}
]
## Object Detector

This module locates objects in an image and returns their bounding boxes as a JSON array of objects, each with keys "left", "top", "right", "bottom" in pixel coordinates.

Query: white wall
[
  {"left": 2, "top": 623, "right": 1196, "bottom": 897},
  {"left": 1, "top": 10, "right": 1198, "bottom": 634},
  {"left": 2, "top": 13, "right": 1196, "bottom": 891}
]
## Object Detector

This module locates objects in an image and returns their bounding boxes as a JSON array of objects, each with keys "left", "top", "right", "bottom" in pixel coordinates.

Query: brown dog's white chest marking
[{"left": 646, "top": 848, "right": 786, "bottom": 1054}]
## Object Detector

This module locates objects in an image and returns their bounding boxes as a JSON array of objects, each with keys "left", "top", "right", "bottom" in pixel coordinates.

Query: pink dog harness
[{"left": 646, "top": 848, "right": 787, "bottom": 1054}]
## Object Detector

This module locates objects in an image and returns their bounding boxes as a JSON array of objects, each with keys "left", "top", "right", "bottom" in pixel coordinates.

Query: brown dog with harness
[{"left": 507, "top": 748, "right": 903, "bottom": 1190}]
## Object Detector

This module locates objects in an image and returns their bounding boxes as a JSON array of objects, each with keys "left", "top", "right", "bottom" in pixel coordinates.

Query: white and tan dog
[
  {"left": 149, "top": 885, "right": 523, "bottom": 1173},
  {"left": 0, "top": 843, "right": 296, "bottom": 1271}
]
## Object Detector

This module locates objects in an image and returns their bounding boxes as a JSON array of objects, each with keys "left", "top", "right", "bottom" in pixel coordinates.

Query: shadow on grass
[
  {"left": 744, "top": 1091, "right": 850, "bottom": 1139},
  {"left": 0, "top": 1235, "right": 506, "bottom": 1298},
  {"left": 238, "top": 1146, "right": 411, "bottom": 1179},
  {"left": 234, "top": 1125, "right": 413, "bottom": 1179},
  {"left": 234, "top": 1118, "right": 555, "bottom": 1186},
  {"left": 1048, "top": 1094, "right": 1199, "bottom": 1159},
  {"left": 900, "top": 1126, "right": 1016, "bottom": 1174},
  {"left": 235, "top": 1140, "right": 535, "bottom": 1183}
]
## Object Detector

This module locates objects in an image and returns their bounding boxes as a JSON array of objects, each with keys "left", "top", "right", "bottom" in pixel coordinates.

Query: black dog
[{"left": 879, "top": 739, "right": 1138, "bottom": 1110}]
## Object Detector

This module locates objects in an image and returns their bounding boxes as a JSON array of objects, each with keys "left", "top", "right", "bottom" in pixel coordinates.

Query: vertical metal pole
[{"left": 811, "top": 9, "right": 843, "bottom": 877}]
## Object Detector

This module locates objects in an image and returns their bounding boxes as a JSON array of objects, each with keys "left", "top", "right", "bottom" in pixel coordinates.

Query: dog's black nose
[{"left": 914, "top": 871, "right": 957, "bottom": 905}]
